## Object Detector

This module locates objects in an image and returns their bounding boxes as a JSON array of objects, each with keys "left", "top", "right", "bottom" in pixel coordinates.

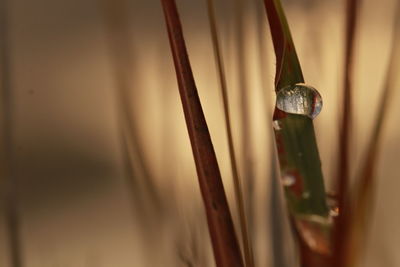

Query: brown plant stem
[
  {"left": 356, "top": 0, "right": 400, "bottom": 220},
  {"left": 0, "top": 0, "right": 22, "bottom": 266},
  {"left": 206, "top": 0, "right": 254, "bottom": 266},
  {"left": 253, "top": 1, "right": 291, "bottom": 265},
  {"left": 160, "top": 0, "right": 244, "bottom": 266},
  {"left": 346, "top": 3, "right": 400, "bottom": 266},
  {"left": 334, "top": 0, "right": 361, "bottom": 265}
]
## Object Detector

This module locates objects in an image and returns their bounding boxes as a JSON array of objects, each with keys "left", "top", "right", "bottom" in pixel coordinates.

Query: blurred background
[{"left": 0, "top": 0, "right": 399, "bottom": 266}]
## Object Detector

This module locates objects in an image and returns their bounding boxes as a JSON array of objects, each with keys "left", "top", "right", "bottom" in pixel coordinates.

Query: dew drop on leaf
[
  {"left": 276, "top": 83, "right": 322, "bottom": 119},
  {"left": 282, "top": 174, "right": 295, "bottom": 186}
]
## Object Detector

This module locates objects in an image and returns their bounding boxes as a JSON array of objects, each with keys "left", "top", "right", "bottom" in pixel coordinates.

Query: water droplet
[
  {"left": 276, "top": 83, "right": 322, "bottom": 119},
  {"left": 282, "top": 174, "right": 295, "bottom": 186},
  {"left": 272, "top": 120, "right": 281, "bottom": 130}
]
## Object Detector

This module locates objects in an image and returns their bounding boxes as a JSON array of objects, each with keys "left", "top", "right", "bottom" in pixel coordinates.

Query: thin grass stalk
[
  {"left": 336, "top": 0, "right": 360, "bottom": 223},
  {"left": 102, "top": 0, "right": 163, "bottom": 214},
  {"left": 333, "top": 0, "right": 361, "bottom": 264},
  {"left": 252, "top": 1, "right": 291, "bottom": 265},
  {"left": 3, "top": 192, "right": 21, "bottom": 267},
  {"left": 344, "top": 4, "right": 400, "bottom": 266},
  {"left": 205, "top": 1, "right": 254, "bottom": 267},
  {"left": 356, "top": 0, "right": 400, "bottom": 221},
  {"left": 233, "top": 0, "right": 256, "bottom": 242},
  {"left": 0, "top": 0, "right": 22, "bottom": 266},
  {"left": 336, "top": 0, "right": 360, "bottom": 200},
  {"left": 160, "top": 0, "right": 244, "bottom": 266}
]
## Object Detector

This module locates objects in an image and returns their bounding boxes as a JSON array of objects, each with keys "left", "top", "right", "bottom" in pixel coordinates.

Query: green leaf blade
[
  {"left": 263, "top": 0, "right": 331, "bottom": 264},
  {"left": 263, "top": 0, "right": 328, "bottom": 217},
  {"left": 264, "top": 0, "right": 304, "bottom": 89}
]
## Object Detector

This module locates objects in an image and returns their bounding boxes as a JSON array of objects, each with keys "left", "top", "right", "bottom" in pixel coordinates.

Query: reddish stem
[
  {"left": 160, "top": 1, "right": 244, "bottom": 266},
  {"left": 334, "top": 0, "right": 360, "bottom": 265}
]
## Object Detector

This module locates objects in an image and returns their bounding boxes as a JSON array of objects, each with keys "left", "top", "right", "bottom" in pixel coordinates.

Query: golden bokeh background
[{"left": 0, "top": 0, "right": 399, "bottom": 266}]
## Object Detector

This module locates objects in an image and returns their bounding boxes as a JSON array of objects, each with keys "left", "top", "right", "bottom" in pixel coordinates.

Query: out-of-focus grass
[
  {"left": 0, "top": 0, "right": 399, "bottom": 266},
  {"left": 206, "top": 0, "right": 254, "bottom": 266}
]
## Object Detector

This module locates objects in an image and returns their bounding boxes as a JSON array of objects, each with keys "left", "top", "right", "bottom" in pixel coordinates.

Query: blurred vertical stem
[
  {"left": 234, "top": 0, "right": 256, "bottom": 241},
  {"left": 0, "top": 0, "right": 22, "bottom": 266},
  {"left": 345, "top": 2, "right": 400, "bottom": 266},
  {"left": 205, "top": 0, "right": 254, "bottom": 266},
  {"left": 336, "top": 0, "right": 359, "bottom": 205},
  {"left": 333, "top": 0, "right": 360, "bottom": 265},
  {"left": 253, "top": 0, "right": 291, "bottom": 265},
  {"left": 262, "top": 0, "right": 330, "bottom": 265},
  {"left": 356, "top": 0, "right": 400, "bottom": 229},
  {"left": 102, "top": 0, "right": 163, "bottom": 215},
  {"left": 160, "top": 0, "right": 244, "bottom": 266}
]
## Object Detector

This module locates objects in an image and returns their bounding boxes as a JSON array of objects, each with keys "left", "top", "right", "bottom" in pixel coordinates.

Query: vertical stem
[
  {"left": 0, "top": 0, "right": 22, "bottom": 266},
  {"left": 160, "top": 0, "right": 244, "bottom": 266},
  {"left": 253, "top": 1, "right": 290, "bottom": 265},
  {"left": 357, "top": 0, "right": 400, "bottom": 210},
  {"left": 334, "top": 0, "right": 360, "bottom": 265},
  {"left": 4, "top": 195, "right": 21, "bottom": 267},
  {"left": 234, "top": 0, "right": 255, "bottom": 249},
  {"left": 336, "top": 0, "right": 359, "bottom": 219},
  {"left": 206, "top": 0, "right": 254, "bottom": 266},
  {"left": 346, "top": 2, "right": 400, "bottom": 266}
]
